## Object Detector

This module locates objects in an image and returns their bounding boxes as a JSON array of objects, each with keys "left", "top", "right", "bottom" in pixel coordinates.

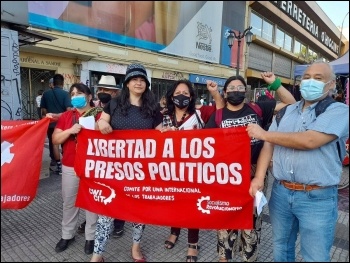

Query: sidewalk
[{"left": 1, "top": 145, "right": 349, "bottom": 262}]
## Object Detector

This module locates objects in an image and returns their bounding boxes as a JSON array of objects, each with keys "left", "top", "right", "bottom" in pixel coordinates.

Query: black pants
[
  {"left": 114, "top": 219, "right": 125, "bottom": 229},
  {"left": 170, "top": 228, "right": 199, "bottom": 244},
  {"left": 47, "top": 127, "right": 56, "bottom": 161},
  {"left": 37, "top": 107, "right": 41, "bottom": 119},
  {"left": 47, "top": 126, "right": 63, "bottom": 161}
]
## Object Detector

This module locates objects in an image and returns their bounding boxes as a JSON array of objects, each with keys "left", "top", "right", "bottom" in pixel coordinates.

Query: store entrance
[{"left": 20, "top": 67, "right": 55, "bottom": 120}]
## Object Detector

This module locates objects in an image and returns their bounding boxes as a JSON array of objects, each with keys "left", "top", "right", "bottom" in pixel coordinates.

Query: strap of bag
[
  {"left": 194, "top": 110, "right": 204, "bottom": 129},
  {"left": 215, "top": 108, "right": 223, "bottom": 127},
  {"left": 247, "top": 102, "right": 263, "bottom": 119},
  {"left": 52, "top": 89, "right": 66, "bottom": 112}
]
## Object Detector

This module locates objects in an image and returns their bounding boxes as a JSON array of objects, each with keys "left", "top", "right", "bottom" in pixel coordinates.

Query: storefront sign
[
  {"left": 189, "top": 74, "right": 226, "bottom": 87},
  {"left": 20, "top": 56, "right": 61, "bottom": 66},
  {"left": 272, "top": 1, "right": 339, "bottom": 54}
]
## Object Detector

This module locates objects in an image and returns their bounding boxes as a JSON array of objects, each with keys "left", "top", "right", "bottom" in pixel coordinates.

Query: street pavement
[{"left": 1, "top": 141, "right": 349, "bottom": 262}]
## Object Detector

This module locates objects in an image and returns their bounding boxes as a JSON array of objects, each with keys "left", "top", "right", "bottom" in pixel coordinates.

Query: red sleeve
[
  {"left": 56, "top": 111, "right": 73, "bottom": 131},
  {"left": 199, "top": 105, "right": 216, "bottom": 124}
]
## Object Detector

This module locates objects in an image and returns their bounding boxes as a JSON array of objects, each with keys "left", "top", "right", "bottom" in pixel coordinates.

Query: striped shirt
[{"left": 269, "top": 99, "right": 349, "bottom": 186}]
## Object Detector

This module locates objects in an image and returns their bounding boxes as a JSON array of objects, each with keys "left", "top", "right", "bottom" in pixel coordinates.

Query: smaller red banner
[{"left": 1, "top": 118, "right": 50, "bottom": 209}]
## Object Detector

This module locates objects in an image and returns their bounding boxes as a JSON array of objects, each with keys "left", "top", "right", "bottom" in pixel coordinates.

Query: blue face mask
[
  {"left": 71, "top": 95, "right": 87, "bottom": 108},
  {"left": 300, "top": 79, "right": 331, "bottom": 101}
]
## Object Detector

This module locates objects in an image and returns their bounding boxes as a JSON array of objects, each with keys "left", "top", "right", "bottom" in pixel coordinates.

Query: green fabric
[{"left": 267, "top": 78, "right": 281, "bottom": 91}]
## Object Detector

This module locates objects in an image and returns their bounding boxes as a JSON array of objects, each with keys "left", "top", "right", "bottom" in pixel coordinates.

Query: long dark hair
[
  {"left": 113, "top": 78, "right": 157, "bottom": 118},
  {"left": 69, "top": 83, "right": 94, "bottom": 107},
  {"left": 165, "top": 79, "right": 196, "bottom": 116}
]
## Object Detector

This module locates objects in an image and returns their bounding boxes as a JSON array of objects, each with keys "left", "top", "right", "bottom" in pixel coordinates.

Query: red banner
[
  {"left": 1, "top": 118, "right": 50, "bottom": 209},
  {"left": 75, "top": 127, "right": 253, "bottom": 230}
]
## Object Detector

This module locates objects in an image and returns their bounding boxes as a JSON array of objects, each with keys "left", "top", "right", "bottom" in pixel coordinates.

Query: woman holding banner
[
  {"left": 90, "top": 63, "right": 163, "bottom": 262},
  {"left": 50, "top": 83, "right": 103, "bottom": 255},
  {"left": 204, "top": 73, "right": 296, "bottom": 262},
  {"left": 161, "top": 79, "right": 224, "bottom": 262}
]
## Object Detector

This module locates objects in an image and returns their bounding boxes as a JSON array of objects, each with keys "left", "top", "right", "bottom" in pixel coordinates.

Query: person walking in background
[
  {"left": 246, "top": 61, "right": 349, "bottom": 262},
  {"left": 195, "top": 98, "right": 202, "bottom": 109},
  {"left": 90, "top": 63, "right": 163, "bottom": 262},
  {"left": 161, "top": 79, "right": 225, "bottom": 262},
  {"left": 35, "top": 89, "right": 43, "bottom": 119},
  {"left": 205, "top": 73, "right": 296, "bottom": 262},
  {"left": 40, "top": 75, "right": 71, "bottom": 175},
  {"left": 48, "top": 83, "right": 102, "bottom": 255},
  {"left": 77, "top": 75, "right": 125, "bottom": 239}
]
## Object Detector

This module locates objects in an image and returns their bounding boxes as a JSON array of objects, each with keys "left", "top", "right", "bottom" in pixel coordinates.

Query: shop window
[
  {"left": 275, "top": 28, "right": 292, "bottom": 52},
  {"left": 294, "top": 40, "right": 301, "bottom": 56},
  {"left": 300, "top": 44, "right": 307, "bottom": 58},
  {"left": 262, "top": 20, "right": 273, "bottom": 42},
  {"left": 275, "top": 28, "right": 284, "bottom": 48},
  {"left": 250, "top": 12, "right": 262, "bottom": 37},
  {"left": 150, "top": 79, "right": 175, "bottom": 102},
  {"left": 250, "top": 12, "right": 273, "bottom": 43},
  {"left": 307, "top": 48, "right": 318, "bottom": 62},
  {"left": 284, "top": 34, "right": 292, "bottom": 52}
]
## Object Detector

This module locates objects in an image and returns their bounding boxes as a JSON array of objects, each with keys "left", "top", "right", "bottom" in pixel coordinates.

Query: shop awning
[{"left": 9, "top": 25, "right": 57, "bottom": 46}]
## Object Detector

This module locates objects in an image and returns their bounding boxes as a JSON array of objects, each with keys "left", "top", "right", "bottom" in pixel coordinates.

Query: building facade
[{"left": 1, "top": 1, "right": 347, "bottom": 120}]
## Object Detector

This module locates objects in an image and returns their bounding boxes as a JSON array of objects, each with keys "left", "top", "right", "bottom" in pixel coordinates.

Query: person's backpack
[
  {"left": 275, "top": 96, "right": 342, "bottom": 161},
  {"left": 215, "top": 102, "right": 269, "bottom": 129}
]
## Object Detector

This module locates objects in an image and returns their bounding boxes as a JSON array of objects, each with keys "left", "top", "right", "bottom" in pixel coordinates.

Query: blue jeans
[{"left": 269, "top": 180, "right": 338, "bottom": 262}]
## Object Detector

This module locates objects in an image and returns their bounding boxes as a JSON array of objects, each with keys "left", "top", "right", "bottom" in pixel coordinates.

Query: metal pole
[
  {"left": 338, "top": 12, "right": 349, "bottom": 57},
  {"left": 236, "top": 38, "right": 241, "bottom": 77}
]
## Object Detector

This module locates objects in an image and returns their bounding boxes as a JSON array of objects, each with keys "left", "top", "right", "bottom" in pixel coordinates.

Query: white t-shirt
[{"left": 36, "top": 95, "right": 42, "bottom": 107}]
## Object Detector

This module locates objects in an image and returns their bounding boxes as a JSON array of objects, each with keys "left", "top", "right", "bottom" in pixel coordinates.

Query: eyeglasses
[{"left": 226, "top": 85, "right": 246, "bottom": 92}]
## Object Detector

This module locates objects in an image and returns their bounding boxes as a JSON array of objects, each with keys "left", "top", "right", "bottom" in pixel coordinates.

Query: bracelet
[{"left": 267, "top": 77, "right": 281, "bottom": 91}]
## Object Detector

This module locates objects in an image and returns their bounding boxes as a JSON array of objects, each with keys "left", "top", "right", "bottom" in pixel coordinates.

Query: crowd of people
[{"left": 38, "top": 61, "right": 349, "bottom": 262}]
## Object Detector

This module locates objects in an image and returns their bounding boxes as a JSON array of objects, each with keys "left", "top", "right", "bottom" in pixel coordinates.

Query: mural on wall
[
  {"left": 1, "top": 28, "right": 22, "bottom": 120},
  {"left": 28, "top": 1, "right": 223, "bottom": 64}
]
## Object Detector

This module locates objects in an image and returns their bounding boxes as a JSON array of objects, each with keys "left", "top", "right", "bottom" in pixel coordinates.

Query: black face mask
[
  {"left": 173, "top": 94, "right": 190, "bottom": 109},
  {"left": 97, "top": 93, "right": 112, "bottom": 104},
  {"left": 226, "top": 91, "right": 246, "bottom": 106}
]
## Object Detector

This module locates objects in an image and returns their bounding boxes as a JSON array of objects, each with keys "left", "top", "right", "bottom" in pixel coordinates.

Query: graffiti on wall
[
  {"left": 106, "top": 63, "right": 127, "bottom": 74},
  {"left": 1, "top": 28, "right": 22, "bottom": 120},
  {"left": 161, "top": 71, "right": 184, "bottom": 80},
  {"left": 62, "top": 73, "right": 77, "bottom": 90}
]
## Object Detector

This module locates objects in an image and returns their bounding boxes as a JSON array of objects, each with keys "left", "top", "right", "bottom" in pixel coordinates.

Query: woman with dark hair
[
  {"left": 50, "top": 83, "right": 103, "bottom": 255},
  {"left": 161, "top": 79, "right": 224, "bottom": 262},
  {"left": 91, "top": 63, "right": 163, "bottom": 262},
  {"left": 205, "top": 73, "right": 296, "bottom": 262}
]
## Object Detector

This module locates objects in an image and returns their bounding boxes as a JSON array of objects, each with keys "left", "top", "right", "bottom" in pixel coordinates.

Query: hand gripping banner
[
  {"left": 75, "top": 127, "right": 253, "bottom": 229},
  {"left": 1, "top": 118, "right": 50, "bottom": 209}
]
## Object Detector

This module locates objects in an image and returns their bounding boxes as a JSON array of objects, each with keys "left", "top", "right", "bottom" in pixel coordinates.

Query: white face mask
[{"left": 300, "top": 79, "right": 331, "bottom": 101}]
